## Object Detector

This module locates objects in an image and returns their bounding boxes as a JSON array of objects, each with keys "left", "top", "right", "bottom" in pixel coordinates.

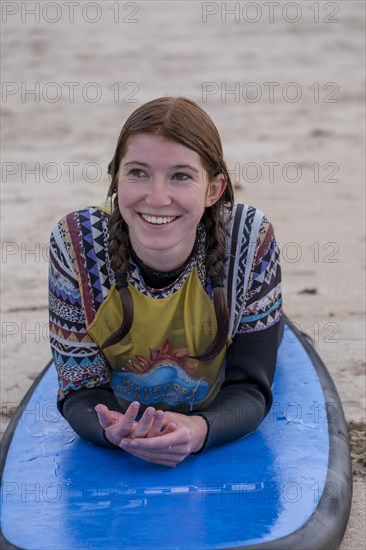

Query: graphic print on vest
[{"left": 111, "top": 338, "right": 209, "bottom": 407}]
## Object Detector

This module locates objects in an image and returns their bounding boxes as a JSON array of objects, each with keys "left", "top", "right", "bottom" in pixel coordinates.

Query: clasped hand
[{"left": 95, "top": 402, "right": 208, "bottom": 467}]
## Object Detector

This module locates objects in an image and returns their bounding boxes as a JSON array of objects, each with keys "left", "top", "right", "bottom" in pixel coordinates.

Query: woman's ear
[
  {"left": 205, "top": 174, "right": 227, "bottom": 207},
  {"left": 107, "top": 171, "right": 119, "bottom": 197},
  {"left": 113, "top": 172, "right": 120, "bottom": 195}
]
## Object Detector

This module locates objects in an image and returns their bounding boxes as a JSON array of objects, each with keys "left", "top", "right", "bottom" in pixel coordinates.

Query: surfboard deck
[{"left": 0, "top": 317, "right": 352, "bottom": 549}]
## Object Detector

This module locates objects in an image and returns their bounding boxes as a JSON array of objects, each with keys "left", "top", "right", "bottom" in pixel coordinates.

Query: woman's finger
[
  {"left": 146, "top": 410, "right": 165, "bottom": 437},
  {"left": 123, "top": 401, "right": 141, "bottom": 423},
  {"left": 131, "top": 407, "right": 156, "bottom": 438},
  {"left": 126, "top": 448, "right": 177, "bottom": 467},
  {"left": 120, "top": 431, "right": 187, "bottom": 455},
  {"left": 95, "top": 404, "right": 116, "bottom": 430},
  {"left": 120, "top": 441, "right": 185, "bottom": 467},
  {"left": 115, "top": 401, "right": 140, "bottom": 436},
  {"left": 103, "top": 401, "right": 141, "bottom": 444}
]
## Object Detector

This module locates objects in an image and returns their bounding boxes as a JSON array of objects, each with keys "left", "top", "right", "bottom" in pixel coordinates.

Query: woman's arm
[
  {"left": 49, "top": 215, "right": 117, "bottom": 446},
  {"left": 60, "top": 386, "right": 123, "bottom": 447},
  {"left": 190, "top": 319, "right": 282, "bottom": 450},
  {"left": 50, "top": 213, "right": 177, "bottom": 449},
  {"left": 190, "top": 214, "right": 283, "bottom": 450}
]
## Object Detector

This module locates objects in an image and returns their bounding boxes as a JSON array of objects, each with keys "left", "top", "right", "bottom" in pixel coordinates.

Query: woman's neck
[
  {"left": 128, "top": 230, "right": 198, "bottom": 273},
  {"left": 131, "top": 247, "right": 191, "bottom": 272},
  {"left": 129, "top": 247, "right": 192, "bottom": 289}
]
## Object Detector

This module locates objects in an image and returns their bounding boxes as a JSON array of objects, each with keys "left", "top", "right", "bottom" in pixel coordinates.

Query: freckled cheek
[
  {"left": 118, "top": 186, "right": 141, "bottom": 209},
  {"left": 189, "top": 194, "right": 207, "bottom": 215}
]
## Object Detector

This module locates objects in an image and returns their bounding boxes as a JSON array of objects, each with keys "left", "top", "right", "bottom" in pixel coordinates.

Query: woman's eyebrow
[
  {"left": 173, "top": 164, "right": 199, "bottom": 174},
  {"left": 123, "top": 161, "right": 149, "bottom": 168},
  {"left": 123, "top": 161, "right": 199, "bottom": 174}
]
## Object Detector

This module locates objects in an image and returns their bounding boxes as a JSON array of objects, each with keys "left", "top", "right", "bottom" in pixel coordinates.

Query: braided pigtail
[
  {"left": 101, "top": 197, "right": 134, "bottom": 350},
  {"left": 194, "top": 205, "right": 230, "bottom": 361}
]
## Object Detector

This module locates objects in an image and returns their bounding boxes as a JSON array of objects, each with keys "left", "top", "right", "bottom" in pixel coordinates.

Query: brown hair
[{"left": 102, "top": 97, "right": 234, "bottom": 361}]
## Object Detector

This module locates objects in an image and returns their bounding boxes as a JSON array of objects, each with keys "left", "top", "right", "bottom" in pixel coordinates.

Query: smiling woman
[{"left": 48, "top": 97, "right": 283, "bottom": 467}]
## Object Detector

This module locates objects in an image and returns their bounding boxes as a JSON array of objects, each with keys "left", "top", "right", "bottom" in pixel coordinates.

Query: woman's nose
[{"left": 145, "top": 180, "right": 172, "bottom": 207}]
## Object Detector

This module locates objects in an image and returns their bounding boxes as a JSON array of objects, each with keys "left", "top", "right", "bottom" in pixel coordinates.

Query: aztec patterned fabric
[
  {"left": 48, "top": 204, "right": 282, "bottom": 401},
  {"left": 226, "top": 204, "right": 282, "bottom": 335}
]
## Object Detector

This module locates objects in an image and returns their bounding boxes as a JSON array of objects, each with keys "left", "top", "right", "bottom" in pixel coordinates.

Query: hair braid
[
  {"left": 101, "top": 197, "right": 134, "bottom": 350},
  {"left": 193, "top": 205, "right": 230, "bottom": 361}
]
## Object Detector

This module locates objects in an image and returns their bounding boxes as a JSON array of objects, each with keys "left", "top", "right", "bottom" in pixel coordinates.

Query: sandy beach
[{"left": 1, "top": 1, "right": 365, "bottom": 547}]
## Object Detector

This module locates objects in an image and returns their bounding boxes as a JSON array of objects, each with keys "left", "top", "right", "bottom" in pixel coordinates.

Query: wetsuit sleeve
[
  {"left": 191, "top": 216, "right": 283, "bottom": 450},
  {"left": 61, "top": 386, "right": 124, "bottom": 448},
  {"left": 49, "top": 216, "right": 119, "bottom": 446},
  {"left": 191, "top": 321, "right": 281, "bottom": 450}
]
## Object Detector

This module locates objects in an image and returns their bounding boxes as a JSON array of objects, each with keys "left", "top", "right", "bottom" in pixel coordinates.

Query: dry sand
[{"left": 1, "top": 1, "right": 365, "bottom": 548}]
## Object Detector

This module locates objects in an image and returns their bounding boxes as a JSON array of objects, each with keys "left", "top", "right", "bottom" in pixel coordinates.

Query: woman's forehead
[{"left": 121, "top": 133, "right": 204, "bottom": 167}]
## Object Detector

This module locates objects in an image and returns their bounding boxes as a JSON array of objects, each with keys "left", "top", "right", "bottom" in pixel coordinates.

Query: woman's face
[{"left": 117, "top": 133, "right": 226, "bottom": 271}]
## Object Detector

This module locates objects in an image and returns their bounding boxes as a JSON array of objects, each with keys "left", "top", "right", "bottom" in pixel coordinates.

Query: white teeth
[{"left": 141, "top": 214, "right": 176, "bottom": 225}]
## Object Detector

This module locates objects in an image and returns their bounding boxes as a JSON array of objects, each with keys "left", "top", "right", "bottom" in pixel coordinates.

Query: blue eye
[
  {"left": 129, "top": 168, "right": 146, "bottom": 177},
  {"left": 173, "top": 172, "right": 190, "bottom": 181}
]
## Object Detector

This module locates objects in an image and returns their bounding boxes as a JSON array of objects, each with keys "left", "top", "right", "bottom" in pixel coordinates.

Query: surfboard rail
[
  {"left": 234, "top": 315, "right": 353, "bottom": 550},
  {"left": 0, "top": 359, "right": 54, "bottom": 550}
]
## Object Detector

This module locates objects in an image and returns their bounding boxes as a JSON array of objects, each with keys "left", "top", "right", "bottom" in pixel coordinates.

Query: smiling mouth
[{"left": 139, "top": 213, "right": 178, "bottom": 225}]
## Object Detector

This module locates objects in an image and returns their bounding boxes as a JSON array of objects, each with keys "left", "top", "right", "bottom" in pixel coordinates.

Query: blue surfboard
[{"left": 0, "top": 318, "right": 352, "bottom": 549}]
